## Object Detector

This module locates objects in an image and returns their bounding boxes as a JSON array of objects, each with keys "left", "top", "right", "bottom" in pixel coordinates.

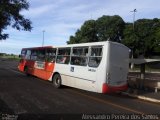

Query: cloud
[
  {"left": 2, "top": 0, "right": 160, "bottom": 54},
  {"left": 40, "top": 23, "right": 80, "bottom": 35},
  {"left": 22, "top": 4, "right": 56, "bottom": 18}
]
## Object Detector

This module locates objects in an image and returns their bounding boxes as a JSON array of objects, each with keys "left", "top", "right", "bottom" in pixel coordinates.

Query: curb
[{"left": 121, "top": 92, "right": 160, "bottom": 104}]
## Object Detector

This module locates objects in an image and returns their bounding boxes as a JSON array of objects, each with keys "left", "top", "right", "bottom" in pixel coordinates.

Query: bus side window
[
  {"left": 25, "top": 50, "right": 31, "bottom": 60},
  {"left": 46, "top": 48, "right": 56, "bottom": 62},
  {"left": 56, "top": 48, "right": 70, "bottom": 64},
  {"left": 71, "top": 47, "right": 88, "bottom": 66},
  {"left": 21, "top": 50, "right": 26, "bottom": 59},
  {"left": 31, "top": 50, "right": 37, "bottom": 60},
  {"left": 36, "top": 49, "right": 45, "bottom": 61},
  {"left": 88, "top": 46, "right": 102, "bottom": 68}
]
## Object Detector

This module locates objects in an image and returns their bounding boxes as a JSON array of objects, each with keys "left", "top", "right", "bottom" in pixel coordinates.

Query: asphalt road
[{"left": 0, "top": 58, "right": 160, "bottom": 119}]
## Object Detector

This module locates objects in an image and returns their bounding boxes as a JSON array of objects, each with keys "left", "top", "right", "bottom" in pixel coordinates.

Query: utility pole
[
  {"left": 131, "top": 9, "right": 137, "bottom": 31},
  {"left": 42, "top": 30, "right": 45, "bottom": 46},
  {"left": 130, "top": 9, "right": 137, "bottom": 69}
]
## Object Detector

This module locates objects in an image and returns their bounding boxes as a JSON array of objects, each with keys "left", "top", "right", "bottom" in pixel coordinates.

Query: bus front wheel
[
  {"left": 24, "top": 66, "right": 29, "bottom": 76},
  {"left": 52, "top": 74, "right": 61, "bottom": 88}
]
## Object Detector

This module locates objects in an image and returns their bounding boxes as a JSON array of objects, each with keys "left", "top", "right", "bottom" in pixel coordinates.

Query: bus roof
[
  {"left": 54, "top": 41, "right": 129, "bottom": 49},
  {"left": 21, "top": 41, "right": 128, "bottom": 50},
  {"left": 22, "top": 46, "right": 53, "bottom": 50}
]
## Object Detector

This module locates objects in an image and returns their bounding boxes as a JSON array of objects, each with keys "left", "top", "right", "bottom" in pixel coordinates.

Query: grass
[{"left": 0, "top": 55, "right": 20, "bottom": 61}]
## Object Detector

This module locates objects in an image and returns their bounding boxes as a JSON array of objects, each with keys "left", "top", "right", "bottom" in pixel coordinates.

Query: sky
[{"left": 1, "top": 0, "right": 160, "bottom": 55}]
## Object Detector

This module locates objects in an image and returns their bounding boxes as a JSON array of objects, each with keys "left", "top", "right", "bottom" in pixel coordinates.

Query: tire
[
  {"left": 24, "top": 66, "right": 30, "bottom": 76},
  {"left": 52, "top": 74, "right": 61, "bottom": 88}
]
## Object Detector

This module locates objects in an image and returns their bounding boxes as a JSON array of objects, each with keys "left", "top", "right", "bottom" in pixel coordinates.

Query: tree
[
  {"left": 68, "top": 15, "right": 160, "bottom": 58},
  {"left": 0, "top": 0, "right": 32, "bottom": 40},
  {"left": 122, "top": 23, "right": 140, "bottom": 57},
  {"left": 67, "top": 15, "right": 125, "bottom": 44},
  {"left": 67, "top": 20, "right": 97, "bottom": 44},
  {"left": 153, "top": 19, "right": 160, "bottom": 54},
  {"left": 122, "top": 18, "right": 160, "bottom": 57},
  {"left": 96, "top": 15, "right": 125, "bottom": 42}
]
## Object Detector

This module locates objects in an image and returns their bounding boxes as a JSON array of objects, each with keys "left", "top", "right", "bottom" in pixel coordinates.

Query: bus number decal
[
  {"left": 34, "top": 61, "right": 45, "bottom": 69},
  {"left": 88, "top": 69, "right": 96, "bottom": 72},
  {"left": 70, "top": 67, "right": 74, "bottom": 72}
]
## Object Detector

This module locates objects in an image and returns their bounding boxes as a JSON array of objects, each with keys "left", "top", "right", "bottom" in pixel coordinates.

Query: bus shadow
[{"left": 62, "top": 86, "right": 136, "bottom": 101}]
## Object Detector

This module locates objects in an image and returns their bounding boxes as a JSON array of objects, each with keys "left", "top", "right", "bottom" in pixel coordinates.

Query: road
[{"left": 0, "top": 58, "right": 160, "bottom": 119}]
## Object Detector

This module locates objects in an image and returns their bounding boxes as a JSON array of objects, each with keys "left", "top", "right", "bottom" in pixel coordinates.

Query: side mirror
[{"left": 19, "top": 54, "right": 21, "bottom": 58}]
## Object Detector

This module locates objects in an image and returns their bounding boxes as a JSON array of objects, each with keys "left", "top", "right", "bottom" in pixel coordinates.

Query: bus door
[
  {"left": 52, "top": 47, "right": 77, "bottom": 87},
  {"left": 70, "top": 46, "right": 102, "bottom": 91},
  {"left": 33, "top": 48, "right": 56, "bottom": 80},
  {"left": 25, "top": 49, "right": 35, "bottom": 74},
  {"left": 33, "top": 49, "right": 46, "bottom": 79},
  {"left": 87, "top": 46, "right": 103, "bottom": 91},
  {"left": 45, "top": 48, "right": 57, "bottom": 80},
  {"left": 70, "top": 56, "right": 94, "bottom": 90}
]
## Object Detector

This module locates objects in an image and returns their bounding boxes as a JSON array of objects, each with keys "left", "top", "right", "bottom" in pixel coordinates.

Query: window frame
[
  {"left": 45, "top": 48, "right": 57, "bottom": 62},
  {"left": 71, "top": 46, "right": 89, "bottom": 66},
  {"left": 25, "top": 49, "right": 32, "bottom": 60},
  {"left": 56, "top": 47, "right": 71, "bottom": 64},
  {"left": 88, "top": 46, "right": 103, "bottom": 68}
]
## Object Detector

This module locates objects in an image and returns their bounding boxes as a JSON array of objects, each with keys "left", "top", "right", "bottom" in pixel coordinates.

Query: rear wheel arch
[{"left": 24, "top": 66, "right": 30, "bottom": 76}]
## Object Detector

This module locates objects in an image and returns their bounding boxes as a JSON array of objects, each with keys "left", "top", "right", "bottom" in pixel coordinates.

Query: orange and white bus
[{"left": 18, "top": 41, "right": 130, "bottom": 93}]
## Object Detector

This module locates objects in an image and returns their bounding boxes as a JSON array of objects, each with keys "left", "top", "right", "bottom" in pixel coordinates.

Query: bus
[{"left": 18, "top": 41, "right": 130, "bottom": 93}]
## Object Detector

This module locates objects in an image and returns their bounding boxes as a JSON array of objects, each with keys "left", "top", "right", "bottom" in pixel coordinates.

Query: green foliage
[
  {"left": 67, "top": 15, "right": 125, "bottom": 44},
  {"left": 96, "top": 15, "right": 125, "bottom": 42},
  {"left": 0, "top": 0, "right": 32, "bottom": 40},
  {"left": 68, "top": 15, "right": 160, "bottom": 57},
  {"left": 122, "top": 18, "right": 160, "bottom": 57},
  {"left": 122, "top": 23, "right": 140, "bottom": 57},
  {"left": 67, "top": 20, "right": 98, "bottom": 44},
  {"left": 0, "top": 54, "right": 20, "bottom": 60}
]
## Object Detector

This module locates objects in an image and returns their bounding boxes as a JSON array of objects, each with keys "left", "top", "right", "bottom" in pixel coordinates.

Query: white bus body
[{"left": 52, "top": 41, "right": 130, "bottom": 93}]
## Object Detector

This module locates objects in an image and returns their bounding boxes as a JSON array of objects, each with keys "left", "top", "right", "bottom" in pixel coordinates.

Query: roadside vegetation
[
  {"left": 0, "top": 0, "right": 32, "bottom": 40},
  {"left": 0, "top": 53, "right": 20, "bottom": 60},
  {"left": 67, "top": 15, "right": 160, "bottom": 59}
]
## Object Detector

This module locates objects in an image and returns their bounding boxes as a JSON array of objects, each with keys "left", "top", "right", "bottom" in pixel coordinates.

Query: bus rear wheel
[{"left": 52, "top": 74, "right": 61, "bottom": 88}]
